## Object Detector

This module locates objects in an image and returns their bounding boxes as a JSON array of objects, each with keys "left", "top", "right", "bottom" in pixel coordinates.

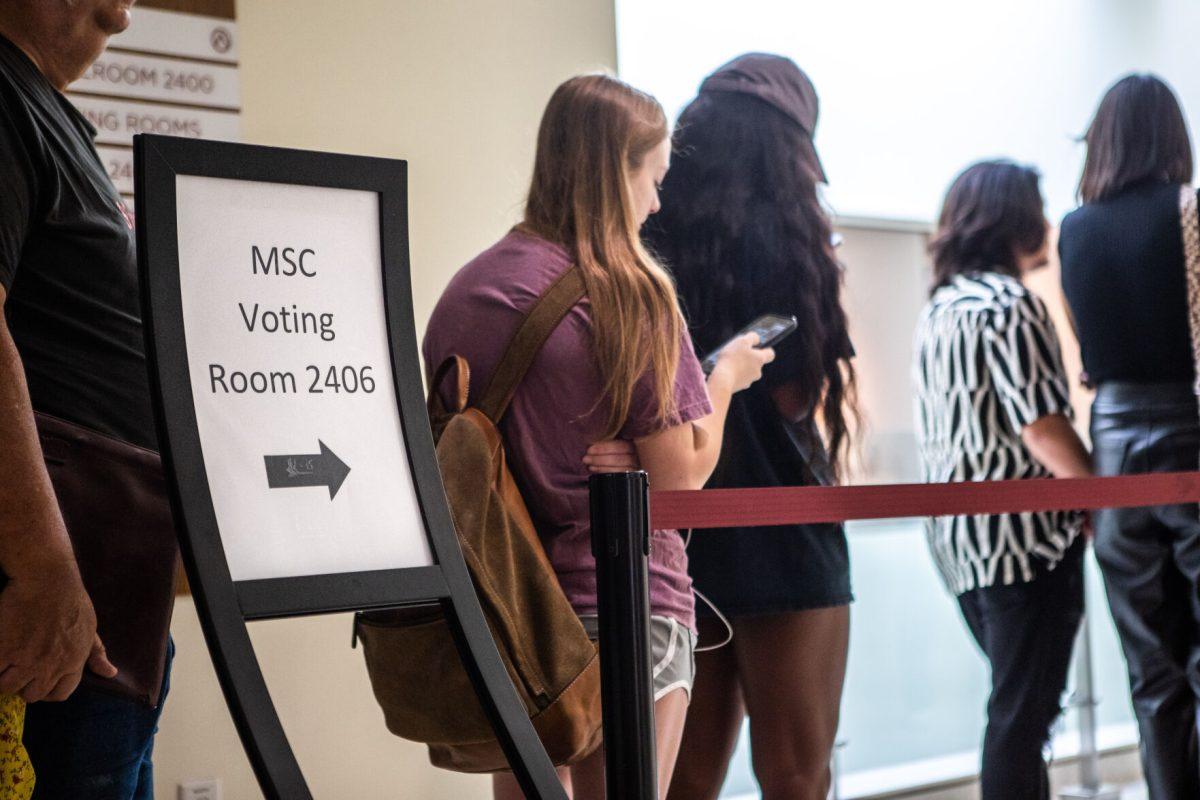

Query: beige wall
[{"left": 153, "top": 1, "right": 615, "bottom": 797}]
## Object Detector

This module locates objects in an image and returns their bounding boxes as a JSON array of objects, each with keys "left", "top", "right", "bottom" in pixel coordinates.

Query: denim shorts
[{"left": 578, "top": 615, "right": 696, "bottom": 701}]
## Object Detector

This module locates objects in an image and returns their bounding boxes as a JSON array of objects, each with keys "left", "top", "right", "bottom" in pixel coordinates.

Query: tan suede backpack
[{"left": 354, "top": 267, "right": 602, "bottom": 773}]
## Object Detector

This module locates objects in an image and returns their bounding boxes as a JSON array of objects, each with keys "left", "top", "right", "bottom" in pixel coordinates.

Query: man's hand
[
  {"left": 0, "top": 294, "right": 117, "bottom": 702},
  {"left": 0, "top": 560, "right": 116, "bottom": 702},
  {"left": 583, "top": 439, "right": 641, "bottom": 473}
]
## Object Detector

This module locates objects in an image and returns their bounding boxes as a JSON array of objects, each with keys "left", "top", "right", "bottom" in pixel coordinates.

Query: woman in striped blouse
[{"left": 912, "top": 160, "right": 1093, "bottom": 800}]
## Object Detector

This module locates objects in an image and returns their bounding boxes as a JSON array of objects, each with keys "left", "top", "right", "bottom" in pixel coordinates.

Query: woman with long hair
[
  {"left": 646, "top": 54, "right": 855, "bottom": 800},
  {"left": 916, "top": 160, "right": 1091, "bottom": 800},
  {"left": 1060, "top": 74, "right": 1200, "bottom": 799},
  {"left": 423, "top": 74, "right": 773, "bottom": 799}
]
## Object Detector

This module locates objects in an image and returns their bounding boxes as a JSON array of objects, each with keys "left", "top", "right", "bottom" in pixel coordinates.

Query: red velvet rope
[{"left": 649, "top": 471, "right": 1200, "bottom": 530}]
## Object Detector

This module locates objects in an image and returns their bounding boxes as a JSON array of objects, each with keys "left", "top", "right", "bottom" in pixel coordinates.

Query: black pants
[
  {"left": 1091, "top": 381, "right": 1200, "bottom": 799},
  {"left": 957, "top": 542, "right": 1084, "bottom": 800}
]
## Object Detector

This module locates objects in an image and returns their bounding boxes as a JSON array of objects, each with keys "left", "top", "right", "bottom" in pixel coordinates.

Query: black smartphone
[{"left": 701, "top": 313, "right": 798, "bottom": 375}]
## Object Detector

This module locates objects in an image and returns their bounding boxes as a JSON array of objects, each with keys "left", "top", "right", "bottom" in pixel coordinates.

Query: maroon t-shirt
[{"left": 423, "top": 230, "right": 712, "bottom": 629}]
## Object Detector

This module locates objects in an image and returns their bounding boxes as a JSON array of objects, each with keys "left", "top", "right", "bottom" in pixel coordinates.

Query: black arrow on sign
[{"left": 263, "top": 440, "right": 351, "bottom": 500}]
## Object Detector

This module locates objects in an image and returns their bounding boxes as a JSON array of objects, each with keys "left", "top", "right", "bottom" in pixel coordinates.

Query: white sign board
[
  {"left": 97, "top": 145, "right": 135, "bottom": 194},
  {"left": 174, "top": 175, "right": 432, "bottom": 581},
  {"left": 70, "top": 51, "right": 239, "bottom": 108},
  {"left": 74, "top": 96, "right": 241, "bottom": 147},
  {"left": 110, "top": 7, "right": 238, "bottom": 64}
]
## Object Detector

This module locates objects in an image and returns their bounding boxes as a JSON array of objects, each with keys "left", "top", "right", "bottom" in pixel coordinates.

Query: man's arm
[{"left": 0, "top": 284, "right": 115, "bottom": 702}]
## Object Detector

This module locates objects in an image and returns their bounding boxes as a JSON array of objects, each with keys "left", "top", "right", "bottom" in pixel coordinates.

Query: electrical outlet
[{"left": 178, "top": 779, "right": 221, "bottom": 800}]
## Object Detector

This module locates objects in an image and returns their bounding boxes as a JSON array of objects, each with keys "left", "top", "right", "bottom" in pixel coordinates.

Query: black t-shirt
[
  {"left": 706, "top": 332, "right": 827, "bottom": 493},
  {"left": 1059, "top": 180, "right": 1197, "bottom": 386},
  {"left": 0, "top": 35, "right": 155, "bottom": 449}
]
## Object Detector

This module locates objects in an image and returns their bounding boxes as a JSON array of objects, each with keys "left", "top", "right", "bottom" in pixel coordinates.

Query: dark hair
[
  {"left": 1078, "top": 74, "right": 1193, "bottom": 203},
  {"left": 644, "top": 90, "right": 857, "bottom": 474},
  {"left": 928, "top": 160, "right": 1046, "bottom": 293}
]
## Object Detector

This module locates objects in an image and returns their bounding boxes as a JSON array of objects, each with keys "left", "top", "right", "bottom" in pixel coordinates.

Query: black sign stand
[{"left": 134, "top": 134, "right": 566, "bottom": 800}]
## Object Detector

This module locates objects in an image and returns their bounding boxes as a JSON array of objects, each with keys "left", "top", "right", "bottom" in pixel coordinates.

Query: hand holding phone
[{"left": 701, "top": 314, "right": 798, "bottom": 375}]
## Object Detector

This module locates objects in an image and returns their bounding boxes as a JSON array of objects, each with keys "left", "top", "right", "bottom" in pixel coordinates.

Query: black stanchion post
[{"left": 590, "top": 470, "right": 657, "bottom": 800}]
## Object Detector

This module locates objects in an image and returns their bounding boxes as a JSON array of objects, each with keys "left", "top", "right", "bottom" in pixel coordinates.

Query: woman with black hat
[{"left": 646, "top": 53, "right": 856, "bottom": 800}]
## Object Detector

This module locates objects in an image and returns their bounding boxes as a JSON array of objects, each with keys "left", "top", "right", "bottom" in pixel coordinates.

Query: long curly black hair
[{"left": 645, "top": 90, "right": 858, "bottom": 474}]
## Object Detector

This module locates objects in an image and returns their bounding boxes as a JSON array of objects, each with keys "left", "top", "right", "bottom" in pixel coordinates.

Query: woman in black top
[
  {"left": 646, "top": 54, "right": 855, "bottom": 800},
  {"left": 1059, "top": 74, "right": 1200, "bottom": 800}
]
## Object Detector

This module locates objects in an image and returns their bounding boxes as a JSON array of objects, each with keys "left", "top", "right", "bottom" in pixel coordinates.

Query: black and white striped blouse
[{"left": 912, "top": 272, "right": 1082, "bottom": 595}]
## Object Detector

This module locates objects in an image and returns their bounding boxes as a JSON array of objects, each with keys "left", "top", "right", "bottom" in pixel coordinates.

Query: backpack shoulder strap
[
  {"left": 477, "top": 266, "right": 585, "bottom": 423},
  {"left": 428, "top": 355, "right": 470, "bottom": 416},
  {"left": 1178, "top": 186, "right": 1200, "bottom": 394}
]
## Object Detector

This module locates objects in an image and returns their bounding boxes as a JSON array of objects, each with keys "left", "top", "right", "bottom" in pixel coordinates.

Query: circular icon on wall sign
[{"left": 210, "top": 27, "right": 233, "bottom": 54}]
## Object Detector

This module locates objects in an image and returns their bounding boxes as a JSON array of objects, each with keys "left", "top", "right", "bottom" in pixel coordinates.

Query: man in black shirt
[{"left": 0, "top": 2, "right": 170, "bottom": 797}]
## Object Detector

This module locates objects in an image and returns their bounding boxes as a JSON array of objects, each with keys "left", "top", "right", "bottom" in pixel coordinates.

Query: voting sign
[
  {"left": 136, "top": 137, "right": 568, "bottom": 799},
  {"left": 136, "top": 135, "right": 460, "bottom": 619},
  {"left": 174, "top": 175, "right": 431, "bottom": 581}
]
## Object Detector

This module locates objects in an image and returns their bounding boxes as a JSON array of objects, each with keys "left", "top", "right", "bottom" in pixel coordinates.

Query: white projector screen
[{"left": 617, "top": 0, "right": 1200, "bottom": 225}]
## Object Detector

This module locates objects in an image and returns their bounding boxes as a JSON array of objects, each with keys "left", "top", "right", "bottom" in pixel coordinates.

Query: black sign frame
[{"left": 134, "top": 134, "right": 565, "bottom": 799}]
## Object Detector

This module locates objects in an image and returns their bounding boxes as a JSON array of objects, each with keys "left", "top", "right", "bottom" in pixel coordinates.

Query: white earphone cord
[{"left": 681, "top": 528, "right": 733, "bottom": 652}]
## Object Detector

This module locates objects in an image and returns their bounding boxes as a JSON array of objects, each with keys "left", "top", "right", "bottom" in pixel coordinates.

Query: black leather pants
[{"left": 1091, "top": 382, "right": 1200, "bottom": 799}]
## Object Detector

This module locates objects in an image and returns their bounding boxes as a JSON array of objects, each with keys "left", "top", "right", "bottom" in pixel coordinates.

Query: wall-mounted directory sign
[{"left": 69, "top": 6, "right": 241, "bottom": 198}]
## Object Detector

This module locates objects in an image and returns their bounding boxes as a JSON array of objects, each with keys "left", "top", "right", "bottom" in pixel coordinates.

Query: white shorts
[{"left": 578, "top": 615, "right": 696, "bottom": 702}]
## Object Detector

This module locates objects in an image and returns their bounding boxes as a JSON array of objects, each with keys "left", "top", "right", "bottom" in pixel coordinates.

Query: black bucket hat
[{"left": 699, "top": 52, "right": 828, "bottom": 183}]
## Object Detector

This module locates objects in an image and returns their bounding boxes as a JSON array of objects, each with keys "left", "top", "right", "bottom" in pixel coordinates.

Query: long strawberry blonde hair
[{"left": 519, "top": 74, "right": 683, "bottom": 438}]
